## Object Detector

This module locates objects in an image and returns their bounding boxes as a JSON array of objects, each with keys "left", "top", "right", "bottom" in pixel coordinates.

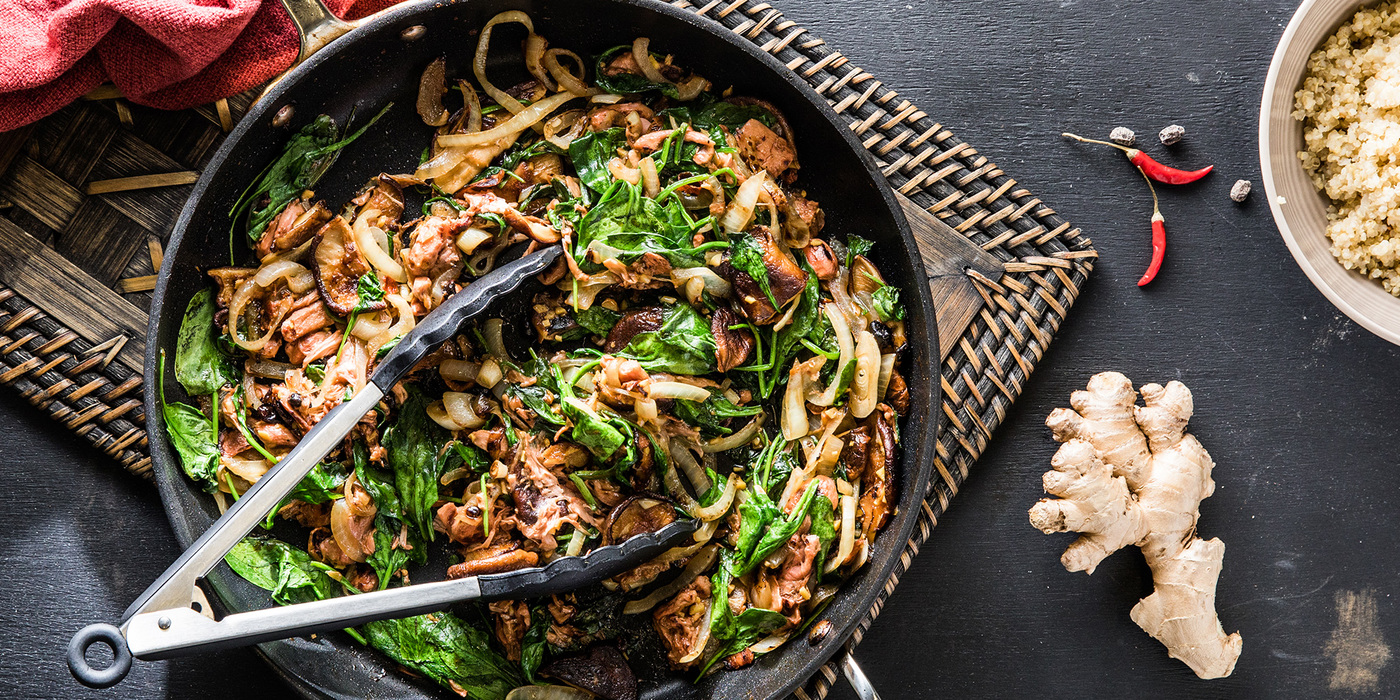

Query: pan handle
[
  {"left": 840, "top": 653, "right": 883, "bottom": 700},
  {"left": 278, "top": 0, "right": 357, "bottom": 65}
]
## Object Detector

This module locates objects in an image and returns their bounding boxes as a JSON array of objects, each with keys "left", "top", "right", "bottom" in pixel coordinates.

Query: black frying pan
[{"left": 144, "top": 0, "right": 939, "bottom": 697}]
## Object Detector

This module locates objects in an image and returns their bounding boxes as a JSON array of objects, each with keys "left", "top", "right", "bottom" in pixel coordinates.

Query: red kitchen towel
[{"left": 0, "top": 0, "right": 403, "bottom": 133}]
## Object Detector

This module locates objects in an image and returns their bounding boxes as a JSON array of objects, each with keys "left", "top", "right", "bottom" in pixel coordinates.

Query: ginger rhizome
[{"left": 1028, "top": 372, "right": 1242, "bottom": 679}]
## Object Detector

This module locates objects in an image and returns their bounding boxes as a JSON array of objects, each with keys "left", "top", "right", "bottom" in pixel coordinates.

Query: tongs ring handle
[{"left": 68, "top": 623, "right": 132, "bottom": 688}]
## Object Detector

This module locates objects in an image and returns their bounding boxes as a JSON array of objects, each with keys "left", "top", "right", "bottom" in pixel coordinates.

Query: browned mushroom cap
[
  {"left": 311, "top": 217, "right": 385, "bottom": 317},
  {"left": 711, "top": 307, "right": 754, "bottom": 372},
  {"left": 719, "top": 226, "right": 808, "bottom": 325},
  {"left": 542, "top": 644, "right": 638, "bottom": 700},
  {"left": 350, "top": 173, "right": 407, "bottom": 223},
  {"left": 885, "top": 369, "right": 910, "bottom": 415},
  {"left": 802, "top": 239, "right": 839, "bottom": 281},
  {"left": 859, "top": 404, "right": 898, "bottom": 542},
  {"left": 602, "top": 495, "right": 677, "bottom": 546},
  {"left": 602, "top": 306, "right": 667, "bottom": 352}
]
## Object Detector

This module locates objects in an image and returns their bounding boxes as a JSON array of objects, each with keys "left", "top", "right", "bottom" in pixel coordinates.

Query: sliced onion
[
  {"left": 482, "top": 319, "right": 509, "bottom": 361},
  {"left": 674, "top": 75, "right": 709, "bottom": 101},
  {"left": 246, "top": 358, "right": 292, "bottom": 380},
  {"left": 417, "top": 57, "right": 448, "bottom": 127},
  {"left": 228, "top": 279, "right": 284, "bottom": 352},
  {"left": 702, "top": 413, "right": 763, "bottom": 453},
  {"left": 351, "top": 310, "right": 390, "bottom": 341},
  {"left": 782, "top": 358, "right": 820, "bottom": 440},
  {"left": 477, "top": 357, "right": 503, "bottom": 388},
  {"left": 815, "top": 433, "right": 845, "bottom": 474},
  {"left": 648, "top": 381, "right": 712, "bottom": 403},
  {"left": 330, "top": 499, "right": 367, "bottom": 562},
  {"left": 253, "top": 259, "right": 310, "bottom": 290},
  {"left": 607, "top": 157, "right": 641, "bottom": 186},
  {"left": 456, "top": 227, "right": 493, "bottom": 255},
  {"left": 461, "top": 80, "right": 483, "bottom": 133},
  {"left": 367, "top": 293, "right": 414, "bottom": 357},
  {"left": 639, "top": 156, "right": 660, "bottom": 198},
  {"left": 524, "top": 33, "right": 553, "bottom": 91},
  {"left": 506, "top": 685, "right": 595, "bottom": 700},
  {"left": 474, "top": 11, "right": 535, "bottom": 115},
  {"left": 444, "top": 391, "right": 487, "bottom": 429},
  {"left": 810, "top": 304, "right": 855, "bottom": 407},
  {"left": 591, "top": 93, "right": 624, "bottom": 104},
  {"left": 877, "top": 353, "right": 896, "bottom": 403},
  {"left": 632, "top": 38, "right": 669, "bottom": 85},
  {"left": 662, "top": 456, "right": 699, "bottom": 511},
  {"left": 416, "top": 145, "right": 470, "bottom": 181},
  {"left": 677, "top": 597, "right": 714, "bottom": 664},
  {"left": 544, "top": 49, "right": 589, "bottom": 96},
  {"left": 437, "top": 91, "right": 580, "bottom": 148},
  {"left": 826, "top": 492, "right": 858, "bottom": 574},
  {"left": 439, "top": 359, "right": 480, "bottom": 382},
  {"left": 352, "top": 210, "right": 407, "bottom": 282},
  {"left": 568, "top": 271, "right": 618, "bottom": 310},
  {"left": 224, "top": 456, "right": 271, "bottom": 483},
  {"left": 430, "top": 262, "right": 463, "bottom": 309},
  {"left": 850, "top": 331, "right": 880, "bottom": 419},
  {"left": 634, "top": 397, "right": 659, "bottom": 426},
  {"left": 623, "top": 544, "right": 719, "bottom": 614},
  {"left": 427, "top": 401, "right": 468, "bottom": 431},
  {"left": 543, "top": 109, "right": 586, "bottom": 150},
  {"left": 749, "top": 632, "right": 791, "bottom": 655},
  {"left": 671, "top": 442, "right": 713, "bottom": 499},
  {"left": 720, "top": 171, "right": 769, "bottom": 234},
  {"left": 670, "top": 267, "right": 731, "bottom": 299},
  {"left": 690, "top": 472, "right": 739, "bottom": 522}
]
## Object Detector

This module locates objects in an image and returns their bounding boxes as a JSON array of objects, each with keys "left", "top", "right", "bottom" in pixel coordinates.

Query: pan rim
[{"left": 144, "top": 0, "right": 939, "bottom": 697}]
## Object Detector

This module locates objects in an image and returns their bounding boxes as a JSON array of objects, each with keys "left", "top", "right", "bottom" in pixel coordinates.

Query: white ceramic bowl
[{"left": 1261, "top": 0, "right": 1400, "bottom": 345}]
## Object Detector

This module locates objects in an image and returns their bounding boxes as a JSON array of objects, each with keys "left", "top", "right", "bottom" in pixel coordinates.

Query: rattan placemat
[{"left": 0, "top": 1, "right": 1095, "bottom": 696}]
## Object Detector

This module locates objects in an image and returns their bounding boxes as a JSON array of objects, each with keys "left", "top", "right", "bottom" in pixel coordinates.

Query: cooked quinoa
[{"left": 1294, "top": 1, "right": 1400, "bottom": 295}]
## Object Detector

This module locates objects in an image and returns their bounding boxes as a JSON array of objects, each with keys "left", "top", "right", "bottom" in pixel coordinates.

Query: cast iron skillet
[{"left": 144, "top": 0, "right": 939, "bottom": 697}]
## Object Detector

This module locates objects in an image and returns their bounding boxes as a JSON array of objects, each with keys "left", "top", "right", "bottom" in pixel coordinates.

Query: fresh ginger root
[{"left": 1029, "top": 372, "right": 1242, "bottom": 679}]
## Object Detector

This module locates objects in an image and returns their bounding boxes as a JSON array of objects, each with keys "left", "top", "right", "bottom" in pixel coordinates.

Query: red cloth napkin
[{"left": 0, "top": 0, "right": 401, "bottom": 133}]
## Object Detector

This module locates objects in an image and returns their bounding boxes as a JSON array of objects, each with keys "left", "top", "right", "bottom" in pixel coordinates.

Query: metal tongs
[{"left": 68, "top": 247, "right": 698, "bottom": 688}]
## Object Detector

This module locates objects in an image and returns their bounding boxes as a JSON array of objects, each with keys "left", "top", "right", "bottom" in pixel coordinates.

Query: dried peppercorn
[
  {"left": 1136, "top": 166, "right": 1167, "bottom": 287},
  {"left": 1230, "top": 179, "right": 1252, "bottom": 203},
  {"left": 1110, "top": 126, "right": 1136, "bottom": 146},
  {"left": 1062, "top": 132, "right": 1213, "bottom": 185},
  {"left": 1159, "top": 124, "right": 1185, "bottom": 145}
]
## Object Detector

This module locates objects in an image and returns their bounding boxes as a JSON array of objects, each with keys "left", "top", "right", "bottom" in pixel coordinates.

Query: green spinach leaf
[
  {"left": 619, "top": 304, "right": 717, "bottom": 375},
  {"left": 574, "top": 306, "right": 621, "bottom": 337},
  {"left": 159, "top": 358, "right": 219, "bottom": 493},
  {"left": 363, "top": 612, "right": 521, "bottom": 700},
  {"left": 574, "top": 180, "right": 708, "bottom": 269},
  {"left": 728, "top": 232, "right": 778, "bottom": 307},
  {"left": 174, "top": 288, "right": 238, "bottom": 396},
  {"left": 230, "top": 104, "right": 392, "bottom": 242},
  {"left": 674, "top": 388, "right": 763, "bottom": 437},
  {"left": 593, "top": 46, "right": 680, "bottom": 97},
  {"left": 568, "top": 128, "right": 627, "bottom": 195},
  {"left": 735, "top": 479, "right": 819, "bottom": 577},
  {"left": 521, "top": 604, "right": 550, "bottom": 684},
  {"left": 225, "top": 536, "right": 341, "bottom": 606},
  {"left": 382, "top": 388, "right": 451, "bottom": 542},
  {"left": 870, "top": 283, "right": 905, "bottom": 323},
  {"left": 844, "top": 235, "right": 874, "bottom": 267}
]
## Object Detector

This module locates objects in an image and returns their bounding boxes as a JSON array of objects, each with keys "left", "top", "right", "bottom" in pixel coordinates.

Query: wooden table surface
[{"left": 5, "top": 0, "right": 1391, "bottom": 698}]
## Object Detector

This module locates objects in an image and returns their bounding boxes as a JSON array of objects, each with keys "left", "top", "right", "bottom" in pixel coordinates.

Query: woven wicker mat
[{"left": 0, "top": 1, "right": 1095, "bottom": 696}]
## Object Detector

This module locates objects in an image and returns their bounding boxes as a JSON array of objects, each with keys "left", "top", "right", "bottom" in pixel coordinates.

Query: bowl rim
[{"left": 1259, "top": 0, "right": 1400, "bottom": 346}]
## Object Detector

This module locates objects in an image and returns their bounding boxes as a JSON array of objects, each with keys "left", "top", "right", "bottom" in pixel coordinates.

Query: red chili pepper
[
  {"left": 1139, "top": 211, "right": 1166, "bottom": 287},
  {"left": 1136, "top": 166, "right": 1166, "bottom": 287},
  {"left": 1062, "top": 133, "right": 1213, "bottom": 185}
]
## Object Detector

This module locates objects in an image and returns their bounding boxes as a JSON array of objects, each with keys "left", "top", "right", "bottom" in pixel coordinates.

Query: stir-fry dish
[{"left": 160, "top": 11, "right": 911, "bottom": 698}]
